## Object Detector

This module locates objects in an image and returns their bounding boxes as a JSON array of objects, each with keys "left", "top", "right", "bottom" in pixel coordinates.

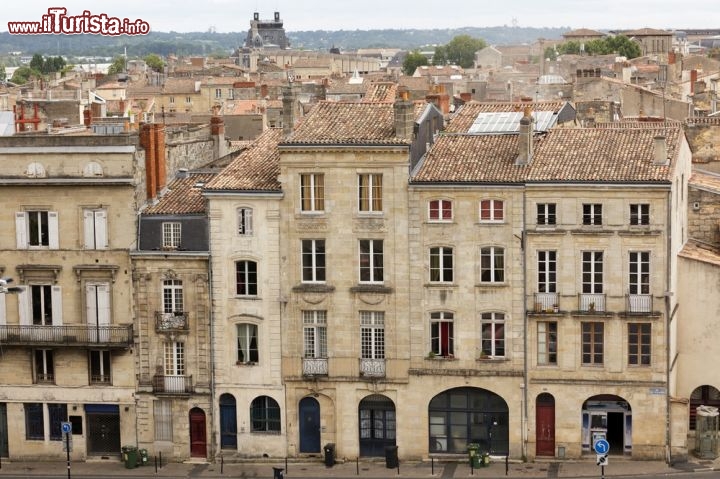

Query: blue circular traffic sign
[
  {"left": 594, "top": 439, "right": 609, "bottom": 454},
  {"left": 61, "top": 422, "right": 72, "bottom": 433}
]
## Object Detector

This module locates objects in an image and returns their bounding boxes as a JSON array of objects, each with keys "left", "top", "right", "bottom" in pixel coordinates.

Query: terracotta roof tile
[
  {"left": 284, "top": 101, "right": 410, "bottom": 145},
  {"left": 204, "top": 128, "right": 282, "bottom": 191},
  {"left": 679, "top": 241, "right": 720, "bottom": 267},
  {"left": 143, "top": 172, "right": 215, "bottom": 215},
  {"left": 445, "top": 101, "right": 566, "bottom": 133},
  {"left": 413, "top": 127, "right": 680, "bottom": 184},
  {"left": 362, "top": 82, "right": 397, "bottom": 103},
  {"left": 690, "top": 170, "right": 720, "bottom": 193}
]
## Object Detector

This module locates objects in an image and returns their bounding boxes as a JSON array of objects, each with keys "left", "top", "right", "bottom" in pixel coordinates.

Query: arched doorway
[
  {"left": 219, "top": 393, "right": 237, "bottom": 449},
  {"left": 189, "top": 407, "right": 207, "bottom": 458},
  {"left": 299, "top": 396, "right": 321, "bottom": 453},
  {"left": 582, "top": 395, "right": 631, "bottom": 455},
  {"left": 535, "top": 393, "right": 555, "bottom": 457},
  {"left": 690, "top": 386, "right": 720, "bottom": 431},
  {"left": 359, "top": 394, "right": 396, "bottom": 457},
  {"left": 429, "top": 387, "right": 509, "bottom": 454}
]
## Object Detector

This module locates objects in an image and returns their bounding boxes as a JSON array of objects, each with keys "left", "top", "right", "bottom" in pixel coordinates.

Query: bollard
[
  {"left": 272, "top": 466, "right": 284, "bottom": 479},
  {"left": 356, "top": 457, "right": 359, "bottom": 475},
  {"left": 154, "top": 456, "right": 157, "bottom": 474},
  {"left": 285, "top": 456, "right": 288, "bottom": 475},
  {"left": 506, "top": 454, "right": 509, "bottom": 475},
  {"left": 221, "top": 455, "right": 224, "bottom": 474},
  {"left": 159, "top": 451, "right": 163, "bottom": 469},
  {"left": 471, "top": 460, "right": 474, "bottom": 475},
  {"left": 431, "top": 457, "right": 434, "bottom": 475}
]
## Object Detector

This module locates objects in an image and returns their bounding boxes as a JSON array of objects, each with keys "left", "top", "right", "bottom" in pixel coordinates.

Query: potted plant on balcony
[
  {"left": 553, "top": 304, "right": 559, "bottom": 313},
  {"left": 588, "top": 302, "right": 596, "bottom": 313}
]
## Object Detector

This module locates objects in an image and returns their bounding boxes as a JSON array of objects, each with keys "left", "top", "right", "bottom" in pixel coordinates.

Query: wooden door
[
  {"left": 189, "top": 408, "right": 207, "bottom": 458},
  {"left": 536, "top": 393, "right": 555, "bottom": 457}
]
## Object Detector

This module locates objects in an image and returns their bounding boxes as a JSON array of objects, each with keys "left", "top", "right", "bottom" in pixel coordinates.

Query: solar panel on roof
[{"left": 468, "top": 110, "right": 556, "bottom": 134}]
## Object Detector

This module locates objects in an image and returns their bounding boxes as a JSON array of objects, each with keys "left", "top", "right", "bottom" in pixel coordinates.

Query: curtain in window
[
  {"left": 314, "top": 174, "right": 324, "bottom": 211},
  {"left": 372, "top": 175, "right": 382, "bottom": 211},
  {"left": 359, "top": 174, "right": 369, "bottom": 211}
]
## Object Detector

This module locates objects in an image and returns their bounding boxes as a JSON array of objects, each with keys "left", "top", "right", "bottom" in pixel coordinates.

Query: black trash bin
[
  {"left": 272, "top": 467, "right": 284, "bottom": 479},
  {"left": 323, "top": 443, "right": 335, "bottom": 467},
  {"left": 385, "top": 445, "right": 399, "bottom": 469}
]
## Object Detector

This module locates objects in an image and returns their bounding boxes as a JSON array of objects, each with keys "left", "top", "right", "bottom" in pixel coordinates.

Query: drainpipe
[
  {"left": 208, "top": 253, "right": 217, "bottom": 461},
  {"left": 665, "top": 188, "right": 672, "bottom": 466},
  {"left": 521, "top": 189, "right": 528, "bottom": 460}
]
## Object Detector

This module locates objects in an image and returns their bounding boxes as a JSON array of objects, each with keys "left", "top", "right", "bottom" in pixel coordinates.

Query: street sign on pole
[
  {"left": 61, "top": 422, "right": 72, "bottom": 434},
  {"left": 596, "top": 454, "right": 608, "bottom": 466},
  {"left": 593, "top": 439, "right": 609, "bottom": 455}
]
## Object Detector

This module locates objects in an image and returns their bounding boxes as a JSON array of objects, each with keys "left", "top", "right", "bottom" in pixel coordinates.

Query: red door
[
  {"left": 189, "top": 408, "right": 207, "bottom": 458},
  {"left": 536, "top": 394, "right": 555, "bottom": 457}
]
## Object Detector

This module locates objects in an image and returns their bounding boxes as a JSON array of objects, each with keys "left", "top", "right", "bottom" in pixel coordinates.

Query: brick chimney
[
  {"left": 691, "top": 70, "right": 698, "bottom": 94},
  {"left": 394, "top": 90, "right": 415, "bottom": 140},
  {"left": 516, "top": 106, "right": 534, "bottom": 166},
  {"left": 211, "top": 115, "right": 228, "bottom": 159},
  {"left": 140, "top": 123, "right": 167, "bottom": 200}
]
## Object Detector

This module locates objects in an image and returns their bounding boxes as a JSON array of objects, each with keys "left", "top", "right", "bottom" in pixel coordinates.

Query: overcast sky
[{"left": 5, "top": 1, "right": 716, "bottom": 33}]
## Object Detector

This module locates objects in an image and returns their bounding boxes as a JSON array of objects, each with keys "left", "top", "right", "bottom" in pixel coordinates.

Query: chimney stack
[
  {"left": 653, "top": 135, "right": 669, "bottom": 165},
  {"left": 516, "top": 106, "right": 534, "bottom": 166},
  {"left": 282, "top": 84, "right": 299, "bottom": 138},
  {"left": 211, "top": 115, "right": 228, "bottom": 160},
  {"left": 394, "top": 90, "right": 414, "bottom": 140}
]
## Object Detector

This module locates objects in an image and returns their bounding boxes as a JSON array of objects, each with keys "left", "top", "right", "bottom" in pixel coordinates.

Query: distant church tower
[{"left": 244, "top": 12, "right": 290, "bottom": 49}]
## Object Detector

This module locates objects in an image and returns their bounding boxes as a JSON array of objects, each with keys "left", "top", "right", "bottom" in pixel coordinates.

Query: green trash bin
[
  {"left": 467, "top": 443, "right": 481, "bottom": 468},
  {"left": 139, "top": 448, "right": 149, "bottom": 466},
  {"left": 121, "top": 445, "right": 138, "bottom": 469}
]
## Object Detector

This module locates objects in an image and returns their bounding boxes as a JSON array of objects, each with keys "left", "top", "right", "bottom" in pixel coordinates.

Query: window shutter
[
  {"left": 15, "top": 212, "right": 27, "bottom": 249},
  {"left": 18, "top": 287, "right": 29, "bottom": 325},
  {"left": 97, "top": 283, "right": 110, "bottom": 326},
  {"left": 51, "top": 286, "right": 63, "bottom": 325},
  {"left": 48, "top": 211, "right": 59, "bottom": 249},
  {"left": 95, "top": 210, "right": 108, "bottom": 249},
  {"left": 83, "top": 210, "right": 95, "bottom": 248},
  {"left": 86, "top": 283, "right": 97, "bottom": 326}
]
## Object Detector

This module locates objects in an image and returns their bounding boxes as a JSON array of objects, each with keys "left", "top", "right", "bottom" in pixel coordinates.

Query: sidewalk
[{"left": 0, "top": 455, "right": 714, "bottom": 479}]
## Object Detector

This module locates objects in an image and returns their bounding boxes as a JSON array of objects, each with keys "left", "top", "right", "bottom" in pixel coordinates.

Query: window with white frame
[
  {"left": 30, "top": 284, "right": 55, "bottom": 325},
  {"left": 300, "top": 173, "right": 324, "bottom": 212},
  {"left": 154, "top": 399, "right": 173, "bottom": 441},
  {"left": 34, "top": 349, "right": 55, "bottom": 383},
  {"left": 238, "top": 207, "right": 253, "bottom": 235},
  {"left": 479, "top": 199, "right": 504, "bottom": 222},
  {"left": 162, "top": 222, "right": 181, "bottom": 249},
  {"left": 361, "top": 311, "right": 385, "bottom": 359},
  {"left": 359, "top": 239, "right": 383, "bottom": 283},
  {"left": 85, "top": 283, "right": 109, "bottom": 341},
  {"left": 83, "top": 208, "right": 107, "bottom": 249},
  {"left": 629, "top": 252, "right": 650, "bottom": 295},
  {"left": 582, "top": 251, "right": 604, "bottom": 293},
  {"left": 480, "top": 246, "right": 505, "bottom": 283},
  {"left": 430, "top": 311, "right": 454, "bottom": 357},
  {"left": 582, "top": 203, "right": 602, "bottom": 225},
  {"left": 428, "top": 199, "right": 453, "bottom": 222},
  {"left": 536, "top": 203, "right": 556, "bottom": 226},
  {"left": 235, "top": 261, "right": 258, "bottom": 296},
  {"left": 16, "top": 210, "right": 59, "bottom": 248},
  {"left": 89, "top": 350, "right": 111, "bottom": 384},
  {"left": 358, "top": 173, "right": 383, "bottom": 212},
  {"left": 480, "top": 312, "right": 505, "bottom": 357},
  {"left": 302, "top": 239, "right": 326, "bottom": 282},
  {"left": 630, "top": 203, "right": 650, "bottom": 225},
  {"left": 237, "top": 323, "right": 259, "bottom": 364},
  {"left": 628, "top": 323, "right": 651, "bottom": 366},
  {"left": 582, "top": 322, "right": 604, "bottom": 365},
  {"left": 169, "top": 96, "right": 175, "bottom": 104},
  {"left": 215, "top": 88, "right": 222, "bottom": 99},
  {"left": 303, "top": 310, "right": 327, "bottom": 359},
  {"left": 163, "top": 279, "right": 183, "bottom": 313},
  {"left": 429, "top": 246, "right": 453, "bottom": 283},
  {"left": 164, "top": 341, "right": 185, "bottom": 377},
  {"left": 537, "top": 250, "right": 557, "bottom": 293},
  {"left": 537, "top": 321, "right": 557, "bottom": 365}
]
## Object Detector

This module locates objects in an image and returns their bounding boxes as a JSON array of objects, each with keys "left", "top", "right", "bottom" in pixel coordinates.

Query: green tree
[
  {"left": 107, "top": 56, "right": 127, "bottom": 75},
  {"left": 143, "top": 53, "right": 165, "bottom": 72},
  {"left": 402, "top": 50, "right": 428, "bottom": 75},
  {"left": 0, "top": 62, "right": 6, "bottom": 82},
  {"left": 436, "top": 34, "right": 487, "bottom": 68},
  {"left": 11, "top": 66, "right": 38, "bottom": 85},
  {"left": 29, "top": 53, "right": 44, "bottom": 72},
  {"left": 605, "top": 35, "right": 641, "bottom": 58},
  {"left": 432, "top": 45, "right": 447, "bottom": 65}
]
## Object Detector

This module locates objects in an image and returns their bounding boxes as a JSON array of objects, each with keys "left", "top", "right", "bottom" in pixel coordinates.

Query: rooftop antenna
[{"left": 659, "top": 63, "right": 668, "bottom": 132}]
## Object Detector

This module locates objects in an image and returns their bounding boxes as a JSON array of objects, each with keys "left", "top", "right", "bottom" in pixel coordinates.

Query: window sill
[
  {"left": 235, "top": 295, "right": 261, "bottom": 301},
  {"left": 474, "top": 282, "right": 508, "bottom": 288},
  {"left": 476, "top": 356, "right": 506, "bottom": 362},
  {"left": 236, "top": 361, "right": 257, "bottom": 366},
  {"left": 425, "top": 355, "right": 456, "bottom": 361},
  {"left": 425, "top": 283, "right": 458, "bottom": 288},
  {"left": 477, "top": 221, "right": 505, "bottom": 225}
]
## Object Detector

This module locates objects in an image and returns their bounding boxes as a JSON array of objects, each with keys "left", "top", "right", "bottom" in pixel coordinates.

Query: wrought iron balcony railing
[
  {"left": 533, "top": 292, "right": 559, "bottom": 313},
  {"left": 359, "top": 358, "right": 386, "bottom": 377},
  {"left": 302, "top": 357, "right": 328, "bottom": 376},
  {"left": 152, "top": 374, "right": 194, "bottom": 394},
  {"left": 0, "top": 325, "right": 133, "bottom": 347},
  {"left": 578, "top": 293, "right": 606, "bottom": 313},
  {"left": 155, "top": 312, "right": 189, "bottom": 333},
  {"left": 627, "top": 294, "right": 653, "bottom": 313}
]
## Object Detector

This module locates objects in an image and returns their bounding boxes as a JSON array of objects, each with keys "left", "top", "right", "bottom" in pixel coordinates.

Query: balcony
[
  {"left": 533, "top": 292, "right": 559, "bottom": 313},
  {"left": 152, "top": 374, "right": 194, "bottom": 394},
  {"left": 359, "top": 358, "right": 386, "bottom": 378},
  {"left": 0, "top": 325, "right": 133, "bottom": 348},
  {"left": 155, "top": 312, "right": 189, "bottom": 333},
  {"left": 302, "top": 358, "right": 328, "bottom": 376},
  {"left": 626, "top": 294, "right": 653, "bottom": 314},
  {"left": 578, "top": 293, "right": 606, "bottom": 313}
]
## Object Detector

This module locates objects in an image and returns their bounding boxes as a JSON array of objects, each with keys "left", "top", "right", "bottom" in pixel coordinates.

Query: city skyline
[{"left": 4, "top": 0, "right": 717, "bottom": 34}]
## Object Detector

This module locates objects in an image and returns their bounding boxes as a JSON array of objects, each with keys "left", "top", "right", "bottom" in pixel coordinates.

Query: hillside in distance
[{"left": 0, "top": 26, "right": 568, "bottom": 58}]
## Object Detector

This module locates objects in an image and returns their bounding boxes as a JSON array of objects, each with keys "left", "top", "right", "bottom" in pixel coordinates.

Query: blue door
[
  {"left": 219, "top": 394, "right": 237, "bottom": 449},
  {"left": 299, "top": 397, "right": 321, "bottom": 453}
]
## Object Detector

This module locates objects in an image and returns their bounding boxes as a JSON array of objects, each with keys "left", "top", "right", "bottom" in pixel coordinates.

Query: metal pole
[
  {"left": 154, "top": 456, "right": 158, "bottom": 474},
  {"left": 601, "top": 464, "right": 605, "bottom": 479},
  {"left": 356, "top": 457, "right": 359, "bottom": 475},
  {"left": 431, "top": 457, "right": 434, "bottom": 475},
  {"left": 285, "top": 456, "right": 288, "bottom": 474},
  {"left": 220, "top": 455, "right": 224, "bottom": 474},
  {"left": 506, "top": 454, "right": 509, "bottom": 475},
  {"left": 159, "top": 451, "right": 162, "bottom": 469},
  {"left": 66, "top": 433, "right": 71, "bottom": 479}
]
